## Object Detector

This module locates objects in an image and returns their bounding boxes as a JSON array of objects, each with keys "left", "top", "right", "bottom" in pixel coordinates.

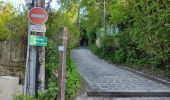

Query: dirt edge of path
[{"left": 73, "top": 74, "right": 91, "bottom": 100}]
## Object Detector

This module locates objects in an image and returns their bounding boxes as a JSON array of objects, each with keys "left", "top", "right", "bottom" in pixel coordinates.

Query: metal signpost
[
  {"left": 24, "top": 0, "right": 48, "bottom": 96},
  {"left": 25, "top": 1, "right": 68, "bottom": 99}
]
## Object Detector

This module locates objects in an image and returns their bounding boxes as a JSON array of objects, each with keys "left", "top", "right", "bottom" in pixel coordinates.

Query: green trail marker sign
[{"left": 29, "top": 35, "right": 47, "bottom": 46}]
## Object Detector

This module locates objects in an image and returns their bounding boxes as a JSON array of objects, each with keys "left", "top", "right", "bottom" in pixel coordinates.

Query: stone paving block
[{"left": 72, "top": 48, "right": 170, "bottom": 100}]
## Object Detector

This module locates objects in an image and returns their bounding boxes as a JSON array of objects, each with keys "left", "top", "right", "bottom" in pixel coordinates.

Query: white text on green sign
[{"left": 29, "top": 35, "right": 47, "bottom": 46}]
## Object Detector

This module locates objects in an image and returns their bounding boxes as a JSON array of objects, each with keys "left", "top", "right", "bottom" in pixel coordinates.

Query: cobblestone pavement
[{"left": 71, "top": 48, "right": 170, "bottom": 100}]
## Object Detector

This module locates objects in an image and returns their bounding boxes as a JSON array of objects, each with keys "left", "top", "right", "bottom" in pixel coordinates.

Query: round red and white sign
[{"left": 28, "top": 7, "right": 48, "bottom": 25}]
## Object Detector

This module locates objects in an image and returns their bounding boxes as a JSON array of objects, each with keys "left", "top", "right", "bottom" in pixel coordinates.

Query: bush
[
  {"left": 65, "top": 52, "right": 80, "bottom": 100},
  {"left": 83, "top": 0, "right": 170, "bottom": 69},
  {"left": 113, "top": 49, "right": 126, "bottom": 63},
  {"left": 45, "top": 38, "right": 80, "bottom": 99}
]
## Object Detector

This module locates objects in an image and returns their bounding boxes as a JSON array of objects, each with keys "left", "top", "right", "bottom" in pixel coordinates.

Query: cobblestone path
[{"left": 71, "top": 48, "right": 170, "bottom": 100}]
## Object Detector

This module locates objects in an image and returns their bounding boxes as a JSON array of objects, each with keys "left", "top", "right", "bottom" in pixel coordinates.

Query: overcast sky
[
  {"left": 0, "top": 0, "right": 60, "bottom": 10},
  {"left": 49, "top": 0, "right": 60, "bottom": 9}
]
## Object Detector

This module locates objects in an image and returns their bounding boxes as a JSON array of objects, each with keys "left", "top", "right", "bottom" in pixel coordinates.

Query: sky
[
  {"left": 0, "top": 0, "right": 25, "bottom": 8},
  {"left": 49, "top": 0, "right": 60, "bottom": 10},
  {"left": 0, "top": 0, "right": 60, "bottom": 10}
]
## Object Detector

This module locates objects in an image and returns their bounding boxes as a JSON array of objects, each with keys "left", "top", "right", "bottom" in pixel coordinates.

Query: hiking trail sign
[
  {"left": 29, "top": 35, "right": 47, "bottom": 46},
  {"left": 28, "top": 7, "right": 48, "bottom": 25}
]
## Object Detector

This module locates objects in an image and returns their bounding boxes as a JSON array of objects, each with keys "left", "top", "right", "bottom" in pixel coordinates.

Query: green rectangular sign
[{"left": 29, "top": 35, "right": 47, "bottom": 46}]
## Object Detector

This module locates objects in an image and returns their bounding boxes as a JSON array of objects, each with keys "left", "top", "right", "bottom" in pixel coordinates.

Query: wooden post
[
  {"left": 57, "top": 27, "right": 68, "bottom": 100},
  {"left": 37, "top": 0, "right": 45, "bottom": 8}
]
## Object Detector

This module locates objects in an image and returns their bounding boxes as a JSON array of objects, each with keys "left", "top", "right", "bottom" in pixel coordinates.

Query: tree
[{"left": 0, "top": 2, "right": 14, "bottom": 41}]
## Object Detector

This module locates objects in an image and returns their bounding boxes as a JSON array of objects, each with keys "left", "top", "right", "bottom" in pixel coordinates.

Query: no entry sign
[{"left": 28, "top": 7, "right": 48, "bottom": 25}]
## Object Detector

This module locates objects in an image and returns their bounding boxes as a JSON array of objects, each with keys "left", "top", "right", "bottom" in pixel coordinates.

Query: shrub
[{"left": 113, "top": 49, "right": 126, "bottom": 64}]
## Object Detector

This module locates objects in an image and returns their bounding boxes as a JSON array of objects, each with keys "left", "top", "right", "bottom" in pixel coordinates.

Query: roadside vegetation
[{"left": 79, "top": 0, "right": 170, "bottom": 80}]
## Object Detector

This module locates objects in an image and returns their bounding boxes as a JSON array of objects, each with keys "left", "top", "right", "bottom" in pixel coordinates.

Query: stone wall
[
  {"left": 0, "top": 40, "right": 25, "bottom": 63},
  {"left": 0, "top": 40, "right": 25, "bottom": 79}
]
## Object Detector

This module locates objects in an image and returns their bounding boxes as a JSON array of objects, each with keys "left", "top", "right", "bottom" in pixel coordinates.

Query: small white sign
[
  {"left": 58, "top": 46, "right": 64, "bottom": 51},
  {"left": 30, "top": 24, "right": 46, "bottom": 32},
  {"left": 25, "top": 0, "right": 32, "bottom": 4}
]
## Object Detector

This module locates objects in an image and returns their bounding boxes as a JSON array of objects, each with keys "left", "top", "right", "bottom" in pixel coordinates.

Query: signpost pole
[
  {"left": 29, "top": 43, "right": 37, "bottom": 95},
  {"left": 28, "top": 0, "right": 36, "bottom": 95},
  {"left": 24, "top": 22, "right": 31, "bottom": 95},
  {"left": 24, "top": 0, "right": 36, "bottom": 96},
  {"left": 57, "top": 27, "right": 68, "bottom": 100}
]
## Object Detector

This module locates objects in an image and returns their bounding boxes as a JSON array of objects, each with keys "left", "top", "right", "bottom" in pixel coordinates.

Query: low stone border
[
  {"left": 115, "top": 65, "right": 170, "bottom": 86},
  {"left": 92, "top": 50, "right": 170, "bottom": 86},
  {"left": 87, "top": 92, "right": 170, "bottom": 97}
]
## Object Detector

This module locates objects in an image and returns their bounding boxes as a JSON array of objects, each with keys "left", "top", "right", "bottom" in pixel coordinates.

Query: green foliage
[
  {"left": 81, "top": 0, "right": 170, "bottom": 77},
  {"left": 65, "top": 52, "right": 80, "bottom": 100},
  {"left": 108, "top": 0, "right": 128, "bottom": 25},
  {"left": 44, "top": 9, "right": 81, "bottom": 99},
  {"left": 7, "top": 13, "right": 27, "bottom": 39},
  {"left": 45, "top": 39, "right": 58, "bottom": 86},
  {"left": 15, "top": 81, "right": 57, "bottom": 100},
  {"left": 45, "top": 35, "right": 80, "bottom": 100},
  {"left": 0, "top": 2, "right": 28, "bottom": 42},
  {"left": 15, "top": 95, "right": 34, "bottom": 100},
  {"left": 101, "top": 33, "right": 115, "bottom": 48},
  {"left": 113, "top": 49, "right": 126, "bottom": 64},
  {"left": 45, "top": 39, "right": 80, "bottom": 99},
  {"left": 40, "top": 81, "right": 58, "bottom": 100},
  {"left": 79, "top": 0, "right": 103, "bottom": 44},
  {"left": 46, "top": 11, "right": 80, "bottom": 48},
  {"left": 128, "top": 0, "right": 170, "bottom": 64},
  {"left": 0, "top": 2, "right": 14, "bottom": 41}
]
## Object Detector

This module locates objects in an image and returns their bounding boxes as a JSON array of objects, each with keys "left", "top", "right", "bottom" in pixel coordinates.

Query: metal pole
[
  {"left": 29, "top": 0, "right": 36, "bottom": 96},
  {"left": 24, "top": 21, "right": 31, "bottom": 95},
  {"left": 24, "top": 0, "right": 35, "bottom": 95},
  {"left": 24, "top": 0, "right": 37, "bottom": 96},
  {"left": 57, "top": 27, "right": 68, "bottom": 100},
  {"left": 24, "top": 32, "right": 37, "bottom": 96},
  {"left": 29, "top": 45, "right": 37, "bottom": 95}
]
